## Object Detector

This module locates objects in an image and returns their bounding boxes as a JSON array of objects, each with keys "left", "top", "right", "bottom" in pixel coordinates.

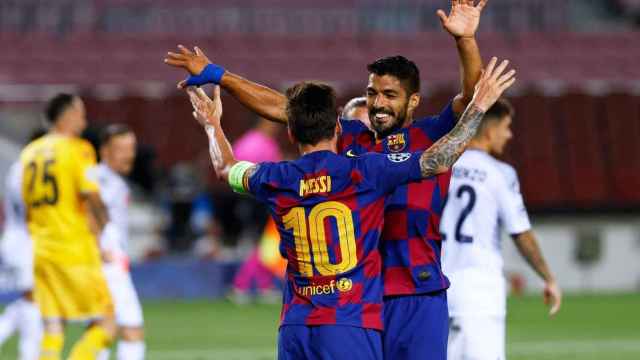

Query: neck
[
  {"left": 467, "top": 139, "right": 491, "bottom": 153},
  {"left": 298, "top": 139, "right": 337, "bottom": 156},
  {"left": 50, "top": 124, "right": 76, "bottom": 137},
  {"left": 102, "top": 161, "right": 120, "bottom": 176}
]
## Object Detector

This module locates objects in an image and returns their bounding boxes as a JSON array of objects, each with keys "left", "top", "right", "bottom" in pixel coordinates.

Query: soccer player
[
  {"left": 341, "top": 97, "right": 370, "bottom": 129},
  {"left": 0, "top": 131, "right": 46, "bottom": 360},
  {"left": 441, "top": 99, "right": 562, "bottom": 360},
  {"left": 20, "top": 93, "right": 115, "bottom": 360},
  {"left": 183, "top": 55, "right": 515, "bottom": 359},
  {"left": 95, "top": 124, "right": 145, "bottom": 360},
  {"left": 165, "top": 2, "right": 488, "bottom": 357}
]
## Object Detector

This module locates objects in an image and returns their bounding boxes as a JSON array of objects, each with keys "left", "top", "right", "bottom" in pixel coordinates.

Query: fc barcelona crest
[{"left": 386, "top": 133, "right": 406, "bottom": 152}]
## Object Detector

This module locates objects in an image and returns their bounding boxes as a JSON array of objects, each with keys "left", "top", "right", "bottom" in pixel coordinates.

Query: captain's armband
[{"left": 228, "top": 161, "right": 256, "bottom": 194}]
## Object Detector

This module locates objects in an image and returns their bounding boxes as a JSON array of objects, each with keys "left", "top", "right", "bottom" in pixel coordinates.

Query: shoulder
[
  {"left": 339, "top": 118, "right": 369, "bottom": 135},
  {"left": 494, "top": 160, "right": 518, "bottom": 181},
  {"left": 493, "top": 160, "right": 521, "bottom": 193},
  {"left": 74, "top": 139, "right": 97, "bottom": 161},
  {"left": 20, "top": 137, "right": 45, "bottom": 160}
]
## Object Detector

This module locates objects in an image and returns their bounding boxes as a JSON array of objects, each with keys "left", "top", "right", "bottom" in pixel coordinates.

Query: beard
[{"left": 369, "top": 106, "right": 408, "bottom": 139}]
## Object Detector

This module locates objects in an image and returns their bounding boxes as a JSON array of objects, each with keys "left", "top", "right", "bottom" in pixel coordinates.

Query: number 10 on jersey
[{"left": 283, "top": 201, "right": 358, "bottom": 277}]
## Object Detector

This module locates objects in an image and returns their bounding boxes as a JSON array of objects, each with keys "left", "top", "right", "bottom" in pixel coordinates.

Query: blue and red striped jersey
[
  {"left": 337, "top": 102, "right": 457, "bottom": 296},
  {"left": 247, "top": 150, "right": 423, "bottom": 330}
]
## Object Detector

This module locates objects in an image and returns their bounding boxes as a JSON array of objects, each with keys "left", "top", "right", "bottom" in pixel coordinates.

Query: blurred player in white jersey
[
  {"left": 95, "top": 124, "right": 145, "bottom": 360},
  {"left": 0, "top": 161, "right": 42, "bottom": 360},
  {"left": 441, "top": 99, "right": 562, "bottom": 360},
  {"left": 0, "top": 131, "right": 46, "bottom": 360}
]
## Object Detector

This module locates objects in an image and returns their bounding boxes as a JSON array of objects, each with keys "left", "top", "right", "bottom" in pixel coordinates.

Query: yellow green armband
[{"left": 228, "top": 161, "right": 255, "bottom": 194}]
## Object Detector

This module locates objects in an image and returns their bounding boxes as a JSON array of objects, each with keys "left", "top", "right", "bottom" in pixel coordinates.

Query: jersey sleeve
[
  {"left": 337, "top": 118, "right": 370, "bottom": 152},
  {"left": 73, "top": 140, "right": 100, "bottom": 194},
  {"left": 246, "top": 162, "right": 278, "bottom": 203},
  {"left": 414, "top": 100, "right": 457, "bottom": 142},
  {"left": 360, "top": 152, "right": 423, "bottom": 194},
  {"left": 495, "top": 166, "right": 532, "bottom": 235}
]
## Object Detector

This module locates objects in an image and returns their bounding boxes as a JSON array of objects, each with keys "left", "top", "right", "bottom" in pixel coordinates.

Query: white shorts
[
  {"left": 103, "top": 262, "right": 144, "bottom": 327},
  {"left": 0, "top": 229, "right": 34, "bottom": 290},
  {"left": 447, "top": 314, "right": 505, "bottom": 360}
]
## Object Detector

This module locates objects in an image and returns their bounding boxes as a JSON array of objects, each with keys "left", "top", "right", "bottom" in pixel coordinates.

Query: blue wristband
[{"left": 185, "top": 63, "right": 226, "bottom": 86}]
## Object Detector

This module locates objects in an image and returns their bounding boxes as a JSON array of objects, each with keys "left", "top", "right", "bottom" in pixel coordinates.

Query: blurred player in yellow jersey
[{"left": 20, "top": 93, "right": 115, "bottom": 360}]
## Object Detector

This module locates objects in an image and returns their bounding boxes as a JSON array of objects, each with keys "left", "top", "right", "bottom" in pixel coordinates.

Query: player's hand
[
  {"left": 101, "top": 250, "right": 115, "bottom": 263},
  {"left": 470, "top": 57, "right": 516, "bottom": 112},
  {"left": 164, "top": 45, "right": 212, "bottom": 88},
  {"left": 437, "top": 0, "right": 488, "bottom": 39},
  {"left": 543, "top": 279, "right": 562, "bottom": 316},
  {"left": 186, "top": 86, "right": 223, "bottom": 127}
]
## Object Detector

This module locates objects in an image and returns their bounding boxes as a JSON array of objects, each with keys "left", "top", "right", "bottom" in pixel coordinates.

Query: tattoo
[{"left": 420, "top": 104, "right": 485, "bottom": 177}]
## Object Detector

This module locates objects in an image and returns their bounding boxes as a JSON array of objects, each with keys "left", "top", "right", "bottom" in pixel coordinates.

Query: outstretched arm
[
  {"left": 512, "top": 230, "right": 562, "bottom": 316},
  {"left": 437, "top": 0, "right": 487, "bottom": 115},
  {"left": 419, "top": 57, "right": 515, "bottom": 177},
  {"left": 166, "top": 46, "right": 288, "bottom": 123}
]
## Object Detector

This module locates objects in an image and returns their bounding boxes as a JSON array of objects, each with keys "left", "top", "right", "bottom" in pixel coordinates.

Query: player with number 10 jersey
[{"left": 180, "top": 55, "right": 515, "bottom": 359}]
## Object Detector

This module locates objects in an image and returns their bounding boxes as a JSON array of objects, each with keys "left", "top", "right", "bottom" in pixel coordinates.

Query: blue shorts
[
  {"left": 383, "top": 290, "right": 449, "bottom": 360},
  {"left": 278, "top": 325, "right": 383, "bottom": 360}
]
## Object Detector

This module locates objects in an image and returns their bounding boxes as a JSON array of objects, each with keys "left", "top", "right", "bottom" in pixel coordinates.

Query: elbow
[{"left": 436, "top": 165, "right": 451, "bottom": 175}]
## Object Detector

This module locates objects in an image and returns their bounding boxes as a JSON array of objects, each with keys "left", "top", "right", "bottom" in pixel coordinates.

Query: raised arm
[
  {"left": 419, "top": 57, "right": 515, "bottom": 177},
  {"left": 165, "top": 46, "right": 288, "bottom": 123},
  {"left": 512, "top": 230, "right": 562, "bottom": 316},
  {"left": 437, "top": 0, "right": 487, "bottom": 115},
  {"left": 186, "top": 86, "right": 239, "bottom": 181}
]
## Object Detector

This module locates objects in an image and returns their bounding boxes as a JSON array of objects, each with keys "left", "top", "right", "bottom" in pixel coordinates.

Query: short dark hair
[
  {"left": 285, "top": 81, "right": 337, "bottom": 146},
  {"left": 341, "top": 97, "right": 367, "bottom": 118},
  {"left": 367, "top": 56, "right": 420, "bottom": 94},
  {"left": 45, "top": 93, "right": 76, "bottom": 124},
  {"left": 100, "top": 123, "right": 133, "bottom": 147},
  {"left": 476, "top": 98, "right": 515, "bottom": 136}
]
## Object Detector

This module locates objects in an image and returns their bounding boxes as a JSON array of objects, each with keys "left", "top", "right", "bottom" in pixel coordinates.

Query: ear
[
  {"left": 408, "top": 93, "right": 421, "bottom": 114},
  {"left": 335, "top": 117, "right": 343, "bottom": 137}
]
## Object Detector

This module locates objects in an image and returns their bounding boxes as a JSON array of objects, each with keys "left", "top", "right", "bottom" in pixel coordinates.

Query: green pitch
[{"left": 1, "top": 293, "right": 638, "bottom": 359}]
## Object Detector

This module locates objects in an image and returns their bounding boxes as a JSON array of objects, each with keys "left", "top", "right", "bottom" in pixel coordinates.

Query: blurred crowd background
[{"left": 0, "top": 0, "right": 639, "bottom": 298}]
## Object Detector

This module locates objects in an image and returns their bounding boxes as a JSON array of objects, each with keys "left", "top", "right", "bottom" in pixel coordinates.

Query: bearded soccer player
[
  {"left": 20, "top": 94, "right": 115, "bottom": 360},
  {"left": 95, "top": 124, "right": 145, "bottom": 360},
  {"left": 165, "top": 1, "right": 487, "bottom": 357},
  {"left": 182, "top": 55, "right": 514, "bottom": 359}
]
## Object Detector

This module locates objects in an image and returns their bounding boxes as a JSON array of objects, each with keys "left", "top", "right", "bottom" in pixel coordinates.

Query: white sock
[
  {"left": 0, "top": 299, "right": 21, "bottom": 345},
  {"left": 16, "top": 299, "right": 42, "bottom": 360},
  {"left": 117, "top": 340, "right": 145, "bottom": 360},
  {"left": 97, "top": 349, "right": 111, "bottom": 360}
]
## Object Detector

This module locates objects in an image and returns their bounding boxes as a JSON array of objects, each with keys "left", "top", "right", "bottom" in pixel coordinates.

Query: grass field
[{"left": 1, "top": 293, "right": 638, "bottom": 359}]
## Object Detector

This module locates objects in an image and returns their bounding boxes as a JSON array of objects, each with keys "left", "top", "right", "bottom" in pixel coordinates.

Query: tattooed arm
[{"left": 419, "top": 57, "right": 516, "bottom": 177}]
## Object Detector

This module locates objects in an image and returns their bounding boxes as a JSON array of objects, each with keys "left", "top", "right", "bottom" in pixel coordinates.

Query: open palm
[{"left": 437, "top": 0, "right": 487, "bottom": 38}]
